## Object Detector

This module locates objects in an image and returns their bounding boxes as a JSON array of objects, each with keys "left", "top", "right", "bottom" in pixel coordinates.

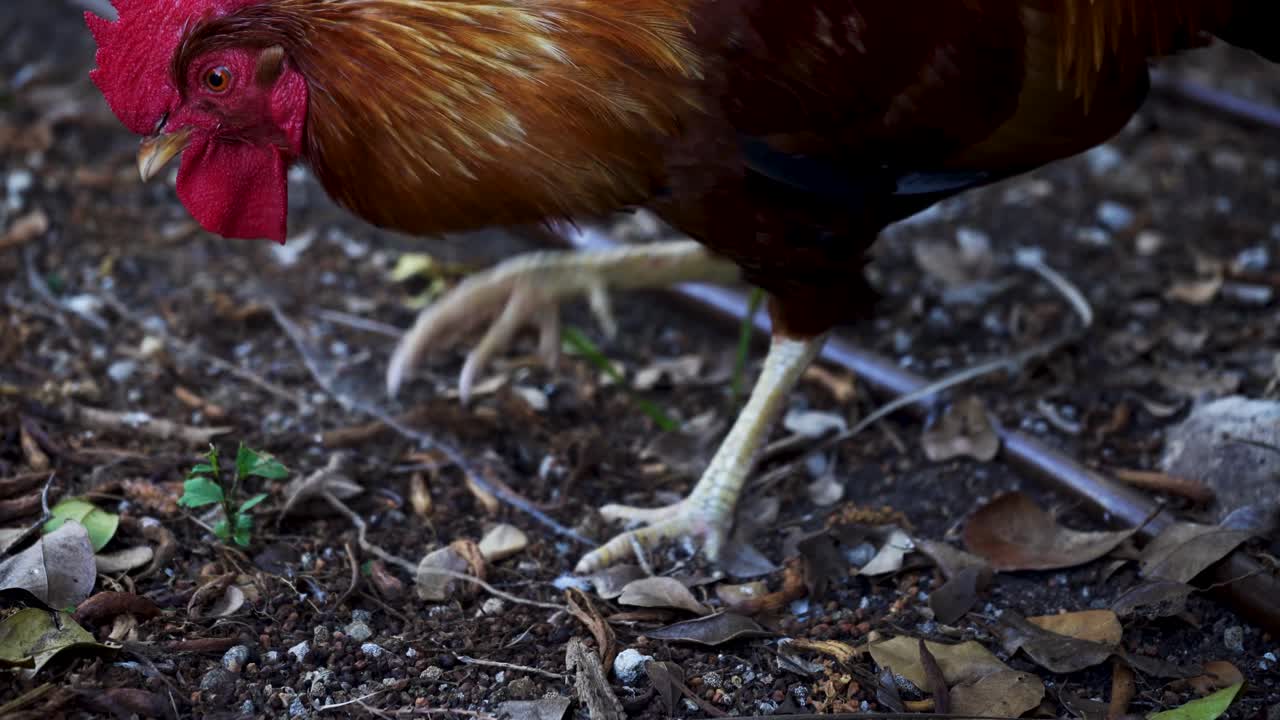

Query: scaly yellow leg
[
  {"left": 575, "top": 333, "right": 827, "bottom": 573},
  {"left": 387, "top": 240, "right": 739, "bottom": 399}
]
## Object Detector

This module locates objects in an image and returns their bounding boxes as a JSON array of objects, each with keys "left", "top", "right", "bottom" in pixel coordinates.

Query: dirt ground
[{"left": 1, "top": 3, "right": 1278, "bottom": 719}]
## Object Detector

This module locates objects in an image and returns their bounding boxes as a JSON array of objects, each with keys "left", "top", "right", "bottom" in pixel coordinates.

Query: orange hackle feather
[{"left": 174, "top": 0, "right": 706, "bottom": 236}]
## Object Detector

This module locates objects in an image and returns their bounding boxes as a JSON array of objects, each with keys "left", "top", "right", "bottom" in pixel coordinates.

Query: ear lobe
[{"left": 255, "top": 45, "right": 287, "bottom": 86}]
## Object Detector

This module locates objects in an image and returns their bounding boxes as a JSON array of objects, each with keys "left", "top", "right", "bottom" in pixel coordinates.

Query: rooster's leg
[
  {"left": 575, "top": 333, "right": 826, "bottom": 573},
  {"left": 387, "top": 239, "right": 739, "bottom": 398}
]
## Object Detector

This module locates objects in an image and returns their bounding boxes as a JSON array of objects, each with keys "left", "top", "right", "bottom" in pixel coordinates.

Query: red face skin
[
  {"left": 88, "top": 0, "right": 308, "bottom": 242},
  {"left": 166, "top": 47, "right": 308, "bottom": 242}
]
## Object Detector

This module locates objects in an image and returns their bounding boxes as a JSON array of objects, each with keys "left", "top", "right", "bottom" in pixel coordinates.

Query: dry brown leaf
[
  {"left": 950, "top": 670, "right": 1045, "bottom": 718},
  {"left": 922, "top": 395, "right": 999, "bottom": 462},
  {"left": 869, "top": 636, "right": 1010, "bottom": 689},
  {"left": 963, "top": 492, "right": 1137, "bottom": 571},
  {"left": 1028, "top": 610, "right": 1123, "bottom": 645},
  {"left": 617, "top": 577, "right": 708, "bottom": 615},
  {"left": 1108, "top": 660, "right": 1136, "bottom": 720},
  {"left": 783, "top": 638, "right": 862, "bottom": 664},
  {"left": 1182, "top": 661, "right": 1244, "bottom": 696},
  {"left": 1140, "top": 521, "right": 1255, "bottom": 584}
]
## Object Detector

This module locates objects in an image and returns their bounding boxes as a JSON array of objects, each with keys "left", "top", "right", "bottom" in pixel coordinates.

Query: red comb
[{"left": 87, "top": 0, "right": 260, "bottom": 136}]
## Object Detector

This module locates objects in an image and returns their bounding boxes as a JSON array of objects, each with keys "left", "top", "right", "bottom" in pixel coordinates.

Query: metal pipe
[{"left": 561, "top": 226, "right": 1280, "bottom": 634}]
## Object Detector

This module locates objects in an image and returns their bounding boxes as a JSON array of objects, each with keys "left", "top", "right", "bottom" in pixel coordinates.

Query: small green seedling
[
  {"left": 178, "top": 444, "right": 288, "bottom": 547},
  {"left": 562, "top": 325, "right": 679, "bottom": 432}
]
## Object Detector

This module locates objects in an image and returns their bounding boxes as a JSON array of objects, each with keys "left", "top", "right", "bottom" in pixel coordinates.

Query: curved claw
[{"left": 574, "top": 501, "right": 731, "bottom": 574}]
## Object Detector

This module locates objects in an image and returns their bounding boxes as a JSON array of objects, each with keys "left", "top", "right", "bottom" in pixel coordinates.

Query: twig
[
  {"left": 270, "top": 301, "right": 591, "bottom": 546},
  {"left": 321, "top": 490, "right": 417, "bottom": 574},
  {"left": 312, "top": 308, "right": 403, "bottom": 338},
  {"left": 336, "top": 542, "right": 360, "bottom": 609},
  {"left": 1, "top": 473, "right": 56, "bottom": 559},
  {"left": 99, "top": 293, "right": 308, "bottom": 408},
  {"left": 456, "top": 654, "right": 570, "bottom": 681},
  {"left": 1109, "top": 468, "right": 1215, "bottom": 505},
  {"left": 316, "top": 690, "right": 387, "bottom": 712},
  {"left": 412, "top": 566, "right": 566, "bottom": 611},
  {"left": 320, "top": 489, "right": 565, "bottom": 611},
  {"left": 62, "top": 402, "right": 232, "bottom": 445}
]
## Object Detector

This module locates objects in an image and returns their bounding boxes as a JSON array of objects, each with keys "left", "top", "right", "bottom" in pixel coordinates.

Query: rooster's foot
[
  {"left": 387, "top": 239, "right": 736, "bottom": 399},
  {"left": 576, "top": 334, "right": 826, "bottom": 573}
]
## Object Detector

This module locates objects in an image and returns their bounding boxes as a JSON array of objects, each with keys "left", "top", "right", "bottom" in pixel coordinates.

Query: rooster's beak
[{"left": 137, "top": 128, "right": 193, "bottom": 182}]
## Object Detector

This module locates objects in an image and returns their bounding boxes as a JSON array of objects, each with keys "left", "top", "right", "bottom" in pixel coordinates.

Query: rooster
[{"left": 88, "top": 0, "right": 1277, "bottom": 572}]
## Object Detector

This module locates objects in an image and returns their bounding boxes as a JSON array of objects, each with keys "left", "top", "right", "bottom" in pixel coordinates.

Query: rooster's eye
[{"left": 204, "top": 67, "right": 232, "bottom": 93}]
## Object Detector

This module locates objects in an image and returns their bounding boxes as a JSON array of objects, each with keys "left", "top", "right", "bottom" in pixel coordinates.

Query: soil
[{"left": 1, "top": 3, "right": 1278, "bottom": 719}]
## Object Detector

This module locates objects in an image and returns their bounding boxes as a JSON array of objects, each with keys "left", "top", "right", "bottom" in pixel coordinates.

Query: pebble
[
  {"left": 612, "top": 649, "right": 653, "bottom": 685},
  {"left": 1096, "top": 201, "right": 1136, "bottom": 232},
  {"left": 264, "top": 651, "right": 280, "bottom": 664},
  {"left": 240, "top": 700, "right": 255, "bottom": 715},
  {"left": 1085, "top": 145, "right": 1124, "bottom": 176},
  {"left": 288, "top": 641, "right": 311, "bottom": 663},
  {"left": 288, "top": 695, "right": 308, "bottom": 718},
  {"left": 1234, "top": 246, "right": 1270, "bottom": 272},
  {"left": 420, "top": 666, "right": 444, "bottom": 681},
  {"left": 1075, "top": 226, "right": 1112, "bottom": 247},
  {"left": 222, "top": 645, "right": 251, "bottom": 673},
  {"left": 199, "top": 668, "right": 236, "bottom": 697},
  {"left": 344, "top": 620, "right": 373, "bottom": 642},
  {"left": 352, "top": 609, "right": 372, "bottom": 623},
  {"left": 360, "top": 643, "right": 385, "bottom": 658},
  {"left": 1224, "top": 626, "right": 1245, "bottom": 654},
  {"left": 1135, "top": 230, "right": 1165, "bottom": 256},
  {"left": 1221, "top": 283, "right": 1273, "bottom": 306},
  {"left": 106, "top": 360, "right": 138, "bottom": 383},
  {"left": 702, "top": 671, "right": 723, "bottom": 689},
  {"left": 481, "top": 598, "right": 505, "bottom": 616},
  {"left": 314, "top": 625, "right": 331, "bottom": 644}
]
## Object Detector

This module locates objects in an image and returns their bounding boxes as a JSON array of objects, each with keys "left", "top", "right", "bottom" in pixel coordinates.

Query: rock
[
  {"left": 344, "top": 620, "right": 372, "bottom": 643},
  {"left": 106, "top": 360, "right": 137, "bottom": 383},
  {"left": 1096, "top": 201, "right": 1136, "bottom": 232},
  {"left": 1223, "top": 626, "right": 1245, "bottom": 654},
  {"left": 288, "top": 695, "right": 308, "bottom": 718},
  {"left": 505, "top": 675, "right": 538, "bottom": 700},
  {"left": 478, "top": 524, "right": 529, "bottom": 562},
  {"left": 222, "top": 645, "right": 251, "bottom": 673},
  {"left": 612, "top": 649, "right": 653, "bottom": 685},
  {"left": 288, "top": 641, "right": 310, "bottom": 663},
  {"left": 351, "top": 609, "right": 372, "bottom": 623},
  {"left": 1161, "top": 397, "right": 1280, "bottom": 515},
  {"left": 360, "top": 643, "right": 385, "bottom": 658},
  {"left": 200, "top": 668, "right": 236, "bottom": 698},
  {"left": 481, "top": 598, "right": 505, "bottom": 616}
]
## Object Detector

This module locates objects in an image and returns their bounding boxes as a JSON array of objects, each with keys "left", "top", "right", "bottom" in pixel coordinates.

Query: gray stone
[
  {"left": 222, "top": 645, "right": 251, "bottom": 673},
  {"left": 612, "top": 648, "right": 653, "bottom": 685},
  {"left": 288, "top": 641, "right": 310, "bottom": 663}
]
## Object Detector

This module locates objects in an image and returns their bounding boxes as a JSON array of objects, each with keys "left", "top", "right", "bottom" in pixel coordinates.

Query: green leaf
[
  {"left": 232, "top": 515, "right": 253, "bottom": 547},
  {"left": 178, "top": 477, "right": 225, "bottom": 508},
  {"left": 0, "top": 609, "right": 115, "bottom": 673},
  {"left": 212, "top": 518, "right": 231, "bottom": 541},
  {"left": 1148, "top": 683, "right": 1243, "bottom": 720},
  {"left": 238, "top": 493, "right": 268, "bottom": 513},
  {"left": 188, "top": 463, "right": 216, "bottom": 476},
  {"left": 235, "top": 445, "right": 289, "bottom": 480},
  {"left": 43, "top": 498, "right": 119, "bottom": 552}
]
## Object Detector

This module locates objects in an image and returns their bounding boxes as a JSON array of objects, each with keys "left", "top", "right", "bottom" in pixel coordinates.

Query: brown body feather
[{"left": 175, "top": 0, "right": 1265, "bottom": 333}]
